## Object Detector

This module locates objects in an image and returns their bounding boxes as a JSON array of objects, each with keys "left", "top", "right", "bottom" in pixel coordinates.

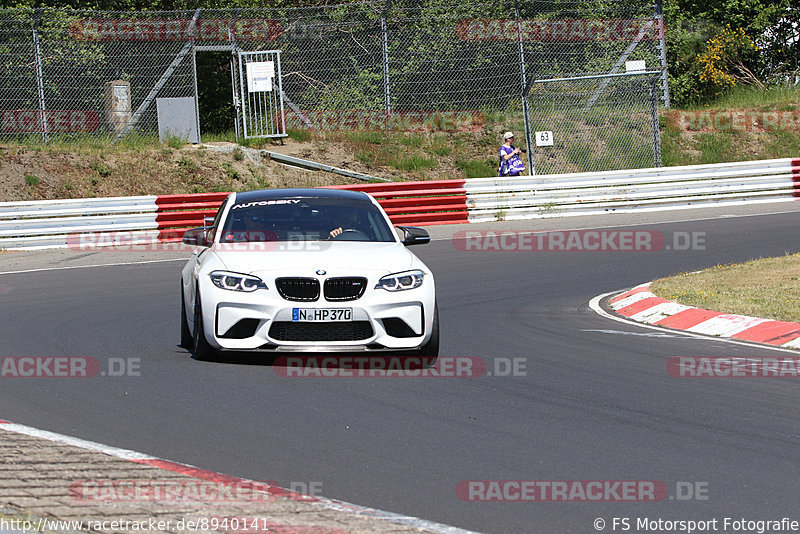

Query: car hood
[{"left": 210, "top": 241, "right": 421, "bottom": 277}]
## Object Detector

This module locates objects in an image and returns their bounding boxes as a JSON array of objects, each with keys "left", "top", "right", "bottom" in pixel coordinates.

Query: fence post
[
  {"left": 515, "top": 1, "right": 534, "bottom": 175},
  {"left": 650, "top": 77, "right": 662, "bottom": 167},
  {"left": 32, "top": 8, "right": 48, "bottom": 143},
  {"left": 381, "top": 0, "right": 392, "bottom": 124},
  {"left": 655, "top": 0, "right": 671, "bottom": 108}
]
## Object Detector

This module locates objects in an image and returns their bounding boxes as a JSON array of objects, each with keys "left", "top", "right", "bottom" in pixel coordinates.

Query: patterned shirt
[{"left": 499, "top": 145, "right": 525, "bottom": 175}]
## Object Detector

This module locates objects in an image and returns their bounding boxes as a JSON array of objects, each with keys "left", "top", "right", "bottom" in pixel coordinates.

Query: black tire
[
  {"left": 180, "top": 287, "right": 192, "bottom": 349},
  {"left": 192, "top": 291, "right": 219, "bottom": 362},
  {"left": 413, "top": 303, "right": 439, "bottom": 366}
]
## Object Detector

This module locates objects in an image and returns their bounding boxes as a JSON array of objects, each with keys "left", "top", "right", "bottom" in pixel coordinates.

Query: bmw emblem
[{"left": 316, "top": 269, "right": 326, "bottom": 275}]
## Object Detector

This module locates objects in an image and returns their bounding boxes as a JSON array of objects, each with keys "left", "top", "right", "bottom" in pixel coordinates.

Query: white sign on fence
[
  {"left": 625, "top": 60, "right": 646, "bottom": 72},
  {"left": 535, "top": 131, "right": 554, "bottom": 146},
  {"left": 246, "top": 61, "right": 275, "bottom": 92}
]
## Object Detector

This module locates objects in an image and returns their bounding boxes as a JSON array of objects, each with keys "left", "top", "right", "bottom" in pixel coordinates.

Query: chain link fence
[{"left": 0, "top": 0, "right": 668, "bottom": 173}]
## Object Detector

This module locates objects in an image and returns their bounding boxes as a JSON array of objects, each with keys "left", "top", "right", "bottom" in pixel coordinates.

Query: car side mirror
[
  {"left": 397, "top": 226, "right": 430, "bottom": 246},
  {"left": 182, "top": 227, "right": 211, "bottom": 247}
]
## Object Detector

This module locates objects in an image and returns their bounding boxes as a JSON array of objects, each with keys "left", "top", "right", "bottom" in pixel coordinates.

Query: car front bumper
[{"left": 199, "top": 277, "right": 435, "bottom": 352}]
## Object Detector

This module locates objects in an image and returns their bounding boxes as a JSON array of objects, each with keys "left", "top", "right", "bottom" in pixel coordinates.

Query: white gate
[{"left": 234, "top": 50, "right": 287, "bottom": 140}]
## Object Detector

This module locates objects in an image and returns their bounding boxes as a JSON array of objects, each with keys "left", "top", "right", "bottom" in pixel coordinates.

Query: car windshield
[{"left": 219, "top": 196, "right": 396, "bottom": 243}]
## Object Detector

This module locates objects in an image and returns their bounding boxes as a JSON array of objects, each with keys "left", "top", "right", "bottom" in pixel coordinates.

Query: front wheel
[{"left": 192, "top": 291, "right": 219, "bottom": 362}]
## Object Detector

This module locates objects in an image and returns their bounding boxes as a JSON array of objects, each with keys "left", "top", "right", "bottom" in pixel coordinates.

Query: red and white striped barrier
[
  {"left": 609, "top": 284, "right": 800, "bottom": 350},
  {"left": 0, "top": 157, "right": 797, "bottom": 250}
]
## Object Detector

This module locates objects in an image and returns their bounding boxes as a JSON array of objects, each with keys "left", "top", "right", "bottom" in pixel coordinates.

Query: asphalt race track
[{"left": 2, "top": 206, "right": 800, "bottom": 533}]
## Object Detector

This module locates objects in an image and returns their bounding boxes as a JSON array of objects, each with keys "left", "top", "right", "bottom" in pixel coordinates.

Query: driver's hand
[{"left": 329, "top": 226, "right": 344, "bottom": 239}]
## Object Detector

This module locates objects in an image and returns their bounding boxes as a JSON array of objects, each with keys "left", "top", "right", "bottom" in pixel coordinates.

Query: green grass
[
  {"left": 429, "top": 143, "right": 452, "bottom": 156},
  {"left": 660, "top": 82, "right": 800, "bottom": 166},
  {"left": 650, "top": 253, "right": 800, "bottom": 323},
  {"left": 201, "top": 131, "right": 237, "bottom": 143},
  {"left": 177, "top": 156, "right": 200, "bottom": 174},
  {"left": 388, "top": 154, "right": 436, "bottom": 172},
  {"left": 164, "top": 135, "right": 185, "bottom": 149},
  {"left": 287, "top": 128, "right": 311, "bottom": 142},
  {"left": 24, "top": 174, "right": 39, "bottom": 186},
  {"left": 696, "top": 133, "right": 735, "bottom": 164},
  {"left": 683, "top": 84, "right": 800, "bottom": 111},
  {"left": 89, "top": 161, "right": 111, "bottom": 177},
  {"left": 221, "top": 162, "right": 242, "bottom": 181},
  {"left": 456, "top": 158, "right": 495, "bottom": 178},
  {"left": 344, "top": 131, "right": 386, "bottom": 145},
  {"left": 398, "top": 134, "right": 424, "bottom": 148}
]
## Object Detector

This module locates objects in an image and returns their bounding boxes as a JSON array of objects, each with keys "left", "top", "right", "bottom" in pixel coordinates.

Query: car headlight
[
  {"left": 375, "top": 270, "right": 425, "bottom": 291},
  {"left": 210, "top": 271, "right": 267, "bottom": 292}
]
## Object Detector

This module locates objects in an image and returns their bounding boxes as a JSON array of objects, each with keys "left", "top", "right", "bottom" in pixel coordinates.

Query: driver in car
[{"left": 328, "top": 211, "right": 366, "bottom": 239}]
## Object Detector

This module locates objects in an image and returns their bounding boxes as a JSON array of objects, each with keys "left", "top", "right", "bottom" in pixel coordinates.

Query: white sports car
[{"left": 180, "top": 188, "right": 438, "bottom": 361}]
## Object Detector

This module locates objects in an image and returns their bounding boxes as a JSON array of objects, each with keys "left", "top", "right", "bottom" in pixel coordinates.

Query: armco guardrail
[
  {"left": 0, "top": 158, "right": 797, "bottom": 250},
  {"left": 465, "top": 158, "right": 800, "bottom": 221},
  {"left": 0, "top": 192, "right": 228, "bottom": 250}
]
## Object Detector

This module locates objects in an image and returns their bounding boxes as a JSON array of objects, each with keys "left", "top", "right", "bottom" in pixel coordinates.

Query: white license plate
[{"left": 292, "top": 308, "right": 353, "bottom": 322}]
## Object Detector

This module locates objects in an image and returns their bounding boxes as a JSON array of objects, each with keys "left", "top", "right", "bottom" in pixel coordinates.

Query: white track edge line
[
  {"left": 0, "top": 420, "right": 483, "bottom": 534},
  {"left": 0, "top": 258, "right": 187, "bottom": 276},
  {"left": 588, "top": 290, "right": 800, "bottom": 355}
]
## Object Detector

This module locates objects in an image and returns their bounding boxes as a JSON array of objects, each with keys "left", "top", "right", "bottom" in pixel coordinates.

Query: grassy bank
[
  {"left": 660, "top": 85, "right": 800, "bottom": 167},
  {"left": 650, "top": 253, "right": 800, "bottom": 323}
]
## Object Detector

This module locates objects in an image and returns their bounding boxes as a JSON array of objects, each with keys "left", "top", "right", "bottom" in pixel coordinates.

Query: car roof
[{"left": 232, "top": 188, "right": 371, "bottom": 204}]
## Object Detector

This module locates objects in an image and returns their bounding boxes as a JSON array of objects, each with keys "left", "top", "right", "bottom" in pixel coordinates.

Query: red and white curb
[
  {"left": 604, "top": 283, "right": 800, "bottom": 350},
  {"left": 0, "top": 419, "right": 480, "bottom": 534}
]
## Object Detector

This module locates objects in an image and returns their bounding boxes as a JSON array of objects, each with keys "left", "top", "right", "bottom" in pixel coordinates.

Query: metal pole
[
  {"left": 655, "top": 0, "right": 671, "bottom": 108},
  {"left": 381, "top": 0, "right": 392, "bottom": 126},
  {"left": 275, "top": 50, "right": 287, "bottom": 136},
  {"left": 230, "top": 49, "right": 241, "bottom": 143},
  {"left": 192, "top": 47, "right": 202, "bottom": 143},
  {"left": 650, "top": 77, "right": 662, "bottom": 167},
  {"left": 32, "top": 8, "right": 48, "bottom": 143},
  {"left": 238, "top": 52, "right": 248, "bottom": 139},
  {"left": 516, "top": 2, "right": 534, "bottom": 175},
  {"left": 535, "top": 70, "right": 662, "bottom": 84},
  {"left": 228, "top": 20, "right": 242, "bottom": 143}
]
